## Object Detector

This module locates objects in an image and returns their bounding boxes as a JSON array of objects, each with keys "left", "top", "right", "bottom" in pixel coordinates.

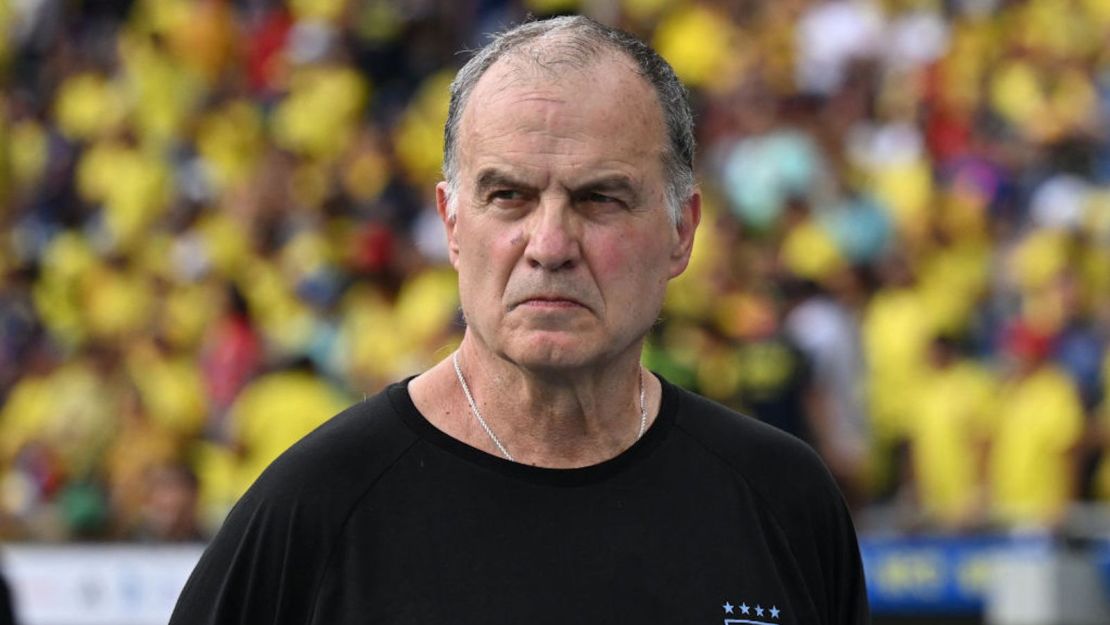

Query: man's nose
[{"left": 524, "top": 200, "right": 581, "bottom": 272}]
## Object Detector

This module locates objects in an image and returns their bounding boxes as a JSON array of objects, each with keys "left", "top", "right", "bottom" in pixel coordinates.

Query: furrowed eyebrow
[
  {"left": 471, "top": 169, "right": 641, "bottom": 203},
  {"left": 474, "top": 169, "right": 533, "bottom": 196},
  {"left": 572, "top": 175, "right": 640, "bottom": 201}
]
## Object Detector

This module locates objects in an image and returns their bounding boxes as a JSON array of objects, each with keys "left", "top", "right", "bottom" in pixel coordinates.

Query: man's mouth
[{"left": 515, "top": 295, "right": 587, "bottom": 310}]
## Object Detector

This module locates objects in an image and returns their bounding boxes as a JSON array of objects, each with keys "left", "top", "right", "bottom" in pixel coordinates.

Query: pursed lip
[{"left": 511, "top": 295, "right": 589, "bottom": 311}]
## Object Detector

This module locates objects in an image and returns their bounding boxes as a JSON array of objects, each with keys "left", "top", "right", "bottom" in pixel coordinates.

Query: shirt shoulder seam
[{"left": 306, "top": 414, "right": 422, "bottom": 619}]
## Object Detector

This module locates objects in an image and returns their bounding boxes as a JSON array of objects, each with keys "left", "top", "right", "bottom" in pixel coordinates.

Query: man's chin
[{"left": 499, "top": 334, "right": 607, "bottom": 371}]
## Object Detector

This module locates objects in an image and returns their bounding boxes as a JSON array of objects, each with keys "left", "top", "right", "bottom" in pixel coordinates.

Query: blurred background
[{"left": 1, "top": 0, "right": 1110, "bottom": 622}]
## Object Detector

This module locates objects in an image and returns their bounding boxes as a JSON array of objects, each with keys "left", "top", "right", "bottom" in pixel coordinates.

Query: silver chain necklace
[{"left": 451, "top": 351, "right": 647, "bottom": 462}]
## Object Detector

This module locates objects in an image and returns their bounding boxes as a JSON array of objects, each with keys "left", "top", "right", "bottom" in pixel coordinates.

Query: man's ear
[
  {"left": 668, "top": 190, "right": 701, "bottom": 279},
  {"left": 436, "top": 181, "right": 460, "bottom": 269}
]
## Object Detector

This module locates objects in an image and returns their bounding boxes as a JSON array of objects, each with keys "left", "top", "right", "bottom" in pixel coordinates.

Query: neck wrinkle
[{"left": 452, "top": 334, "right": 652, "bottom": 468}]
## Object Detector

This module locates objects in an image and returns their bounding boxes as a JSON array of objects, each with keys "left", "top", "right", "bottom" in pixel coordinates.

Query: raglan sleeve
[
  {"left": 0, "top": 568, "right": 16, "bottom": 625},
  {"left": 823, "top": 490, "right": 870, "bottom": 625},
  {"left": 168, "top": 465, "right": 337, "bottom": 625},
  {"left": 671, "top": 382, "right": 870, "bottom": 625},
  {"left": 169, "top": 394, "right": 417, "bottom": 625},
  {"left": 774, "top": 415, "right": 870, "bottom": 624},
  {"left": 787, "top": 433, "right": 869, "bottom": 625}
]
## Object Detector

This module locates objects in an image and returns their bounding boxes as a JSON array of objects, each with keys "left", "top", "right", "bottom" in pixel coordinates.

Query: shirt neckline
[{"left": 386, "top": 372, "right": 678, "bottom": 486}]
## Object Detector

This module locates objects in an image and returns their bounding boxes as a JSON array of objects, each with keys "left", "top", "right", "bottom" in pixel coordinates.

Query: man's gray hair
[{"left": 441, "top": 15, "right": 696, "bottom": 224}]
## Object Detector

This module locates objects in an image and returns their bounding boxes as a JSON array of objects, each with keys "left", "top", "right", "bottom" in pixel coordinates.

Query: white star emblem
[
  {"left": 739, "top": 603, "right": 750, "bottom": 615},
  {"left": 755, "top": 605, "right": 764, "bottom": 617},
  {"left": 723, "top": 602, "right": 734, "bottom": 614},
  {"left": 770, "top": 606, "right": 781, "bottom": 619}
]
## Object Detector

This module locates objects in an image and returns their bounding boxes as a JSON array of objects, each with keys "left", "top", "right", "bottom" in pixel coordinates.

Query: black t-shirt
[
  {"left": 171, "top": 375, "right": 869, "bottom": 625},
  {"left": 0, "top": 569, "right": 15, "bottom": 625}
]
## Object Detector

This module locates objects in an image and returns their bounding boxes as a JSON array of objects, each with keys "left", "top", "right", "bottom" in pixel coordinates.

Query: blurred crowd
[{"left": 1, "top": 0, "right": 1109, "bottom": 542}]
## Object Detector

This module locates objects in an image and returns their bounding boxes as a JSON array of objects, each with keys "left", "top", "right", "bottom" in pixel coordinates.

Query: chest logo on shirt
[{"left": 721, "top": 600, "right": 782, "bottom": 624}]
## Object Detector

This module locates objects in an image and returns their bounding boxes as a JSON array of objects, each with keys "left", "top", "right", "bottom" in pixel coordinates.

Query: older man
[{"left": 171, "top": 16, "right": 868, "bottom": 625}]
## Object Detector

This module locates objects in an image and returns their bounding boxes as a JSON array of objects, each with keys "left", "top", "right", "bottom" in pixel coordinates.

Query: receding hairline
[
  {"left": 457, "top": 45, "right": 665, "bottom": 140},
  {"left": 484, "top": 26, "right": 638, "bottom": 77},
  {"left": 473, "top": 31, "right": 660, "bottom": 101}
]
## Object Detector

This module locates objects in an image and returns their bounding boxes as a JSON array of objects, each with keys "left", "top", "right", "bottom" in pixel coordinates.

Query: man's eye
[
  {"left": 587, "top": 193, "right": 617, "bottom": 203},
  {"left": 580, "top": 192, "right": 626, "bottom": 209},
  {"left": 490, "top": 189, "right": 524, "bottom": 202}
]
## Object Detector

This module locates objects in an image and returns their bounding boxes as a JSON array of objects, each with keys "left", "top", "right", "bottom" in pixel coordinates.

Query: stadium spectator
[
  {"left": 904, "top": 334, "right": 998, "bottom": 531},
  {"left": 127, "top": 461, "right": 205, "bottom": 543},
  {"left": 990, "top": 320, "right": 1085, "bottom": 527}
]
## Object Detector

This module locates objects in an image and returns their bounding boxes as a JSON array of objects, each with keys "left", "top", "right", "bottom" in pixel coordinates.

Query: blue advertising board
[
  {"left": 860, "top": 534, "right": 1054, "bottom": 615},
  {"left": 1094, "top": 540, "right": 1110, "bottom": 601}
]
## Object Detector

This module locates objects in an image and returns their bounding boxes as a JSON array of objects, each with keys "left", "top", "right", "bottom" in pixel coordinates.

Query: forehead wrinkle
[
  {"left": 464, "top": 117, "right": 637, "bottom": 177},
  {"left": 465, "top": 92, "right": 658, "bottom": 158}
]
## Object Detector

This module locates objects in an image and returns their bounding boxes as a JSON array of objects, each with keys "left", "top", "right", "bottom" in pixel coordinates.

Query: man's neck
[{"left": 408, "top": 337, "right": 658, "bottom": 468}]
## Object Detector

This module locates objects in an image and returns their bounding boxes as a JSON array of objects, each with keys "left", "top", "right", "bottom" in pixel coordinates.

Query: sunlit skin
[{"left": 409, "top": 49, "right": 700, "bottom": 467}]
